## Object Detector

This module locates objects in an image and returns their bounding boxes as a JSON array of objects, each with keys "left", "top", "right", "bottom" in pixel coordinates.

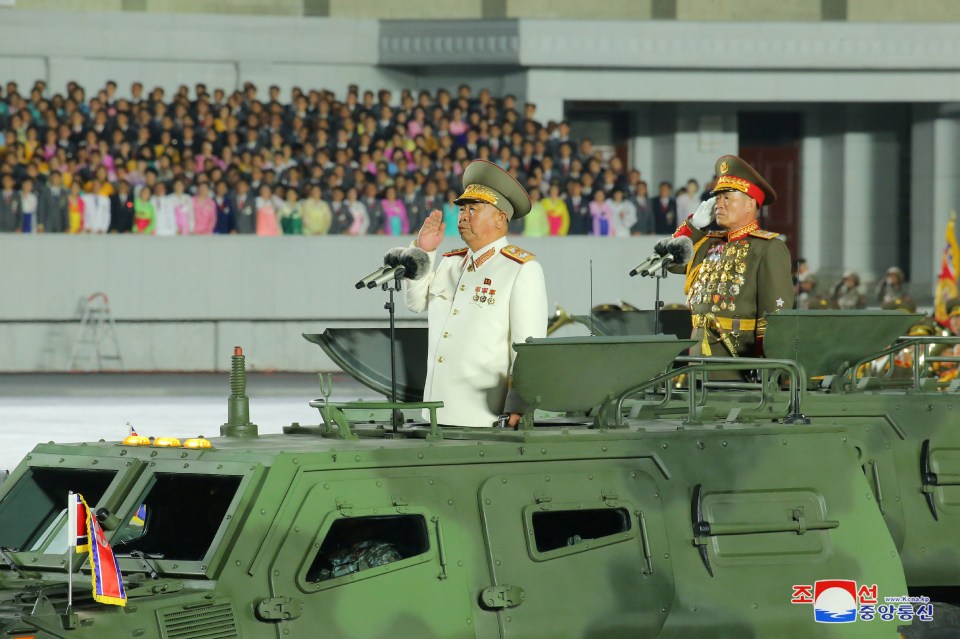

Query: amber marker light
[
  {"left": 122, "top": 434, "right": 151, "bottom": 446},
  {"left": 152, "top": 437, "right": 182, "bottom": 447},
  {"left": 183, "top": 437, "right": 213, "bottom": 449}
]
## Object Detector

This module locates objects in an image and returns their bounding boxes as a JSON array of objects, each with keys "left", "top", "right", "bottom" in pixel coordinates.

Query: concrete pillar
[
  {"left": 910, "top": 104, "right": 960, "bottom": 302},
  {"left": 817, "top": 105, "right": 847, "bottom": 278},
  {"left": 800, "top": 107, "right": 826, "bottom": 270},
  {"left": 837, "top": 105, "right": 903, "bottom": 285},
  {"left": 629, "top": 105, "right": 654, "bottom": 180},
  {"left": 650, "top": 103, "right": 677, "bottom": 191},
  {"left": 674, "top": 104, "right": 738, "bottom": 191},
  {"left": 910, "top": 105, "right": 960, "bottom": 298}
]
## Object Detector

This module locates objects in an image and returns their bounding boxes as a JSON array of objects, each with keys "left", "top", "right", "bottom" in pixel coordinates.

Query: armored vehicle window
[
  {"left": 306, "top": 515, "right": 429, "bottom": 583},
  {"left": 0, "top": 468, "right": 116, "bottom": 552},
  {"left": 114, "top": 473, "right": 241, "bottom": 562},
  {"left": 531, "top": 508, "right": 632, "bottom": 553}
]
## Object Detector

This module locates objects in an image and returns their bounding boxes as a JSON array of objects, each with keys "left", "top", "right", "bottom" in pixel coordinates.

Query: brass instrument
[
  {"left": 591, "top": 303, "right": 622, "bottom": 313},
  {"left": 547, "top": 304, "right": 574, "bottom": 336}
]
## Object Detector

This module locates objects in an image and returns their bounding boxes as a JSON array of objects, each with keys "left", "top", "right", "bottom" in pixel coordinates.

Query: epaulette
[
  {"left": 442, "top": 247, "right": 469, "bottom": 257},
  {"left": 706, "top": 231, "right": 727, "bottom": 238},
  {"left": 749, "top": 229, "right": 780, "bottom": 240},
  {"left": 501, "top": 245, "right": 536, "bottom": 264}
]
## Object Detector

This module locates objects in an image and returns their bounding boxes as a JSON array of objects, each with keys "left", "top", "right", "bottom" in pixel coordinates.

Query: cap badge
[
  {"left": 720, "top": 161, "right": 729, "bottom": 174},
  {"left": 460, "top": 183, "right": 499, "bottom": 207}
]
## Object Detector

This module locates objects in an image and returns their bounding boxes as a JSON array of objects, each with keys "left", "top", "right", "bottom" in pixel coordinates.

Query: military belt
[{"left": 691, "top": 315, "right": 757, "bottom": 332}]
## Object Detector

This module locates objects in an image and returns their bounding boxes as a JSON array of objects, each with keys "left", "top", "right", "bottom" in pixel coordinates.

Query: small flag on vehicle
[
  {"left": 74, "top": 493, "right": 127, "bottom": 606},
  {"left": 68, "top": 492, "right": 89, "bottom": 552}
]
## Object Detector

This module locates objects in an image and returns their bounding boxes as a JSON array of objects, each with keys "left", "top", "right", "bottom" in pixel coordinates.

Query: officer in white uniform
[{"left": 405, "top": 160, "right": 547, "bottom": 427}]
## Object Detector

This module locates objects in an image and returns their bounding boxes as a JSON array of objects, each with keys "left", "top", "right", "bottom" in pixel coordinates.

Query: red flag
[
  {"left": 77, "top": 494, "right": 127, "bottom": 606},
  {"left": 68, "top": 493, "right": 90, "bottom": 552}
]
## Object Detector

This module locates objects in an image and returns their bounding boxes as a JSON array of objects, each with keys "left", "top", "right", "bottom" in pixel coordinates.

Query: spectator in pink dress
[
  {"left": 170, "top": 179, "right": 194, "bottom": 234},
  {"left": 255, "top": 184, "right": 280, "bottom": 236},
  {"left": 192, "top": 182, "right": 216, "bottom": 234},
  {"left": 589, "top": 188, "right": 614, "bottom": 237},
  {"left": 381, "top": 185, "right": 409, "bottom": 236}
]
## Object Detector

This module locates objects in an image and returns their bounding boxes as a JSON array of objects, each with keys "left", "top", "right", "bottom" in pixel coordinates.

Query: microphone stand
[
  {"left": 381, "top": 272, "right": 403, "bottom": 433},
  {"left": 653, "top": 263, "right": 668, "bottom": 335}
]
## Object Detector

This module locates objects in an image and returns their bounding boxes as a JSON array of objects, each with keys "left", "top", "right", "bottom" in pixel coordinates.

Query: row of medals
[{"left": 689, "top": 239, "right": 751, "bottom": 313}]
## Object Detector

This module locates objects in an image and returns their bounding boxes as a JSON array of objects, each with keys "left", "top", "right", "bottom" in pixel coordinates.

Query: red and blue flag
[{"left": 76, "top": 494, "right": 127, "bottom": 606}]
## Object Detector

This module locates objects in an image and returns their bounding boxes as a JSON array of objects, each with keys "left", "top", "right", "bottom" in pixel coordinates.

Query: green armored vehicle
[{"left": 0, "top": 325, "right": 943, "bottom": 638}]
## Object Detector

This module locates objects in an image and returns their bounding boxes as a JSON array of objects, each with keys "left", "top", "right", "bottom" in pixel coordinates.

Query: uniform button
[
  {"left": 438, "top": 356, "right": 444, "bottom": 363},
  {"left": 453, "top": 309, "right": 459, "bottom": 315},
  {"left": 443, "top": 332, "right": 449, "bottom": 338},
  {"left": 459, "top": 285, "right": 465, "bottom": 291}
]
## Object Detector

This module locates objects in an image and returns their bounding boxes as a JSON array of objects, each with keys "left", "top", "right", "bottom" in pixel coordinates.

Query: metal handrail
[
  {"left": 848, "top": 335, "right": 960, "bottom": 391},
  {"left": 309, "top": 399, "right": 445, "bottom": 440},
  {"left": 613, "top": 357, "right": 807, "bottom": 426}
]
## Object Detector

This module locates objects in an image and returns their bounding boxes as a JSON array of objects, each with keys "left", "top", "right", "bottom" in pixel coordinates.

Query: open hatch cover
[
  {"left": 511, "top": 336, "right": 695, "bottom": 413},
  {"left": 762, "top": 311, "right": 923, "bottom": 378},
  {"left": 304, "top": 328, "right": 428, "bottom": 402}
]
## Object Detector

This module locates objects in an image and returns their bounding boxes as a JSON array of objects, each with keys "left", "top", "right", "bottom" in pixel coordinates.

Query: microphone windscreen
[
  {"left": 652, "top": 238, "right": 670, "bottom": 256},
  {"left": 668, "top": 236, "right": 694, "bottom": 263},
  {"left": 399, "top": 247, "right": 431, "bottom": 280},
  {"left": 383, "top": 247, "right": 405, "bottom": 267}
]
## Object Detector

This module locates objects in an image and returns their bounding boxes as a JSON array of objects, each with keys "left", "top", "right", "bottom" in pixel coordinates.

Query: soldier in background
[
  {"left": 830, "top": 271, "right": 868, "bottom": 310},
  {"left": 877, "top": 266, "right": 908, "bottom": 306},
  {"left": 670, "top": 155, "right": 794, "bottom": 357},
  {"left": 797, "top": 274, "right": 836, "bottom": 310}
]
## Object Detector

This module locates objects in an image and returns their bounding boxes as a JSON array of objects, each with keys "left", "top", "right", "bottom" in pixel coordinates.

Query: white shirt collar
[
  {"left": 467, "top": 236, "right": 509, "bottom": 270},
  {"left": 468, "top": 236, "right": 508, "bottom": 259}
]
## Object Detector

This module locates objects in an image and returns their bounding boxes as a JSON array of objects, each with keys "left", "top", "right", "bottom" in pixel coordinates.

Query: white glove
[{"left": 690, "top": 197, "right": 716, "bottom": 229}]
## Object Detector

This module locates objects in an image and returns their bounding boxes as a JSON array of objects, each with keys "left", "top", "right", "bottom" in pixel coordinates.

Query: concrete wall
[
  {"left": 0, "top": 235, "right": 681, "bottom": 372},
  {"left": 847, "top": 0, "right": 960, "bottom": 22},
  {"left": 675, "top": 0, "right": 821, "bottom": 21},
  {"left": 0, "top": 11, "right": 401, "bottom": 100},
  {"left": 505, "top": 0, "right": 654, "bottom": 19},
  {"left": 10, "top": 0, "right": 960, "bottom": 21}
]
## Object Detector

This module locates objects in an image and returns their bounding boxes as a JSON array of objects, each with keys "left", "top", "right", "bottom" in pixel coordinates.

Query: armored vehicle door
[
  {"left": 266, "top": 470, "right": 474, "bottom": 639},
  {"left": 478, "top": 464, "right": 673, "bottom": 639}
]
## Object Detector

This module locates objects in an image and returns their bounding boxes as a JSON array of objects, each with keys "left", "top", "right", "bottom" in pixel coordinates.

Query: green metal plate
[
  {"left": 572, "top": 308, "right": 692, "bottom": 339},
  {"left": 511, "top": 336, "right": 695, "bottom": 412},
  {"left": 303, "top": 329, "right": 428, "bottom": 402},
  {"left": 763, "top": 310, "right": 924, "bottom": 377}
]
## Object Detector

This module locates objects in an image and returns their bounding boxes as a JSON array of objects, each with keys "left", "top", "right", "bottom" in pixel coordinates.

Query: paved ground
[{"left": 0, "top": 372, "right": 377, "bottom": 473}]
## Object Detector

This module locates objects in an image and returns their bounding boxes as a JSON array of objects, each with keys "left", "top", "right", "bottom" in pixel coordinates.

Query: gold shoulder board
[
  {"left": 706, "top": 231, "right": 727, "bottom": 238},
  {"left": 442, "top": 247, "right": 469, "bottom": 257},
  {"left": 501, "top": 245, "right": 536, "bottom": 264},
  {"left": 749, "top": 229, "right": 780, "bottom": 240}
]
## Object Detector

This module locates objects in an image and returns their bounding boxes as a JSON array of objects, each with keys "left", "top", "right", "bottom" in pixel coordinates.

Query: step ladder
[{"left": 68, "top": 292, "right": 124, "bottom": 371}]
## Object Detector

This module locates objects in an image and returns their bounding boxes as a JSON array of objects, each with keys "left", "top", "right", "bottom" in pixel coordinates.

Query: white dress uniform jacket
[{"left": 405, "top": 235, "right": 547, "bottom": 427}]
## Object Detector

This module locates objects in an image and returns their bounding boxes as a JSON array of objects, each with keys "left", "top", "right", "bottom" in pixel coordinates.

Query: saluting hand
[{"left": 417, "top": 209, "right": 445, "bottom": 253}]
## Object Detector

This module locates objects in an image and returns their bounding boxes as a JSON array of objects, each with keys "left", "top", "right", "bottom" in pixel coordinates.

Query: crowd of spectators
[{"left": 0, "top": 79, "right": 700, "bottom": 238}]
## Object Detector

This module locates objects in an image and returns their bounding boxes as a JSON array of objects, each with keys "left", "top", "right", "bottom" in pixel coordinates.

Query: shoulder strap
[
  {"left": 749, "top": 229, "right": 780, "bottom": 240},
  {"left": 500, "top": 245, "right": 536, "bottom": 264}
]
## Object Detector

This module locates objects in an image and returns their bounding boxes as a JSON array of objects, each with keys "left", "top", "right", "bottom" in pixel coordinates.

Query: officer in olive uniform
[
  {"left": 670, "top": 155, "right": 794, "bottom": 357},
  {"left": 405, "top": 160, "right": 547, "bottom": 428}
]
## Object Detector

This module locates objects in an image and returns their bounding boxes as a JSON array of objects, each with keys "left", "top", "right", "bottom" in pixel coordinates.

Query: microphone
[
  {"left": 629, "top": 237, "right": 694, "bottom": 277},
  {"left": 355, "top": 247, "right": 406, "bottom": 289},
  {"left": 397, "top": 247, "right": 430, "bottom": 280},
  {"left": 366, "top": 265, "right": 406, "bottom": 288},
  {"left": 628, "top": 239, "right": 671, "bottom": 277}
]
